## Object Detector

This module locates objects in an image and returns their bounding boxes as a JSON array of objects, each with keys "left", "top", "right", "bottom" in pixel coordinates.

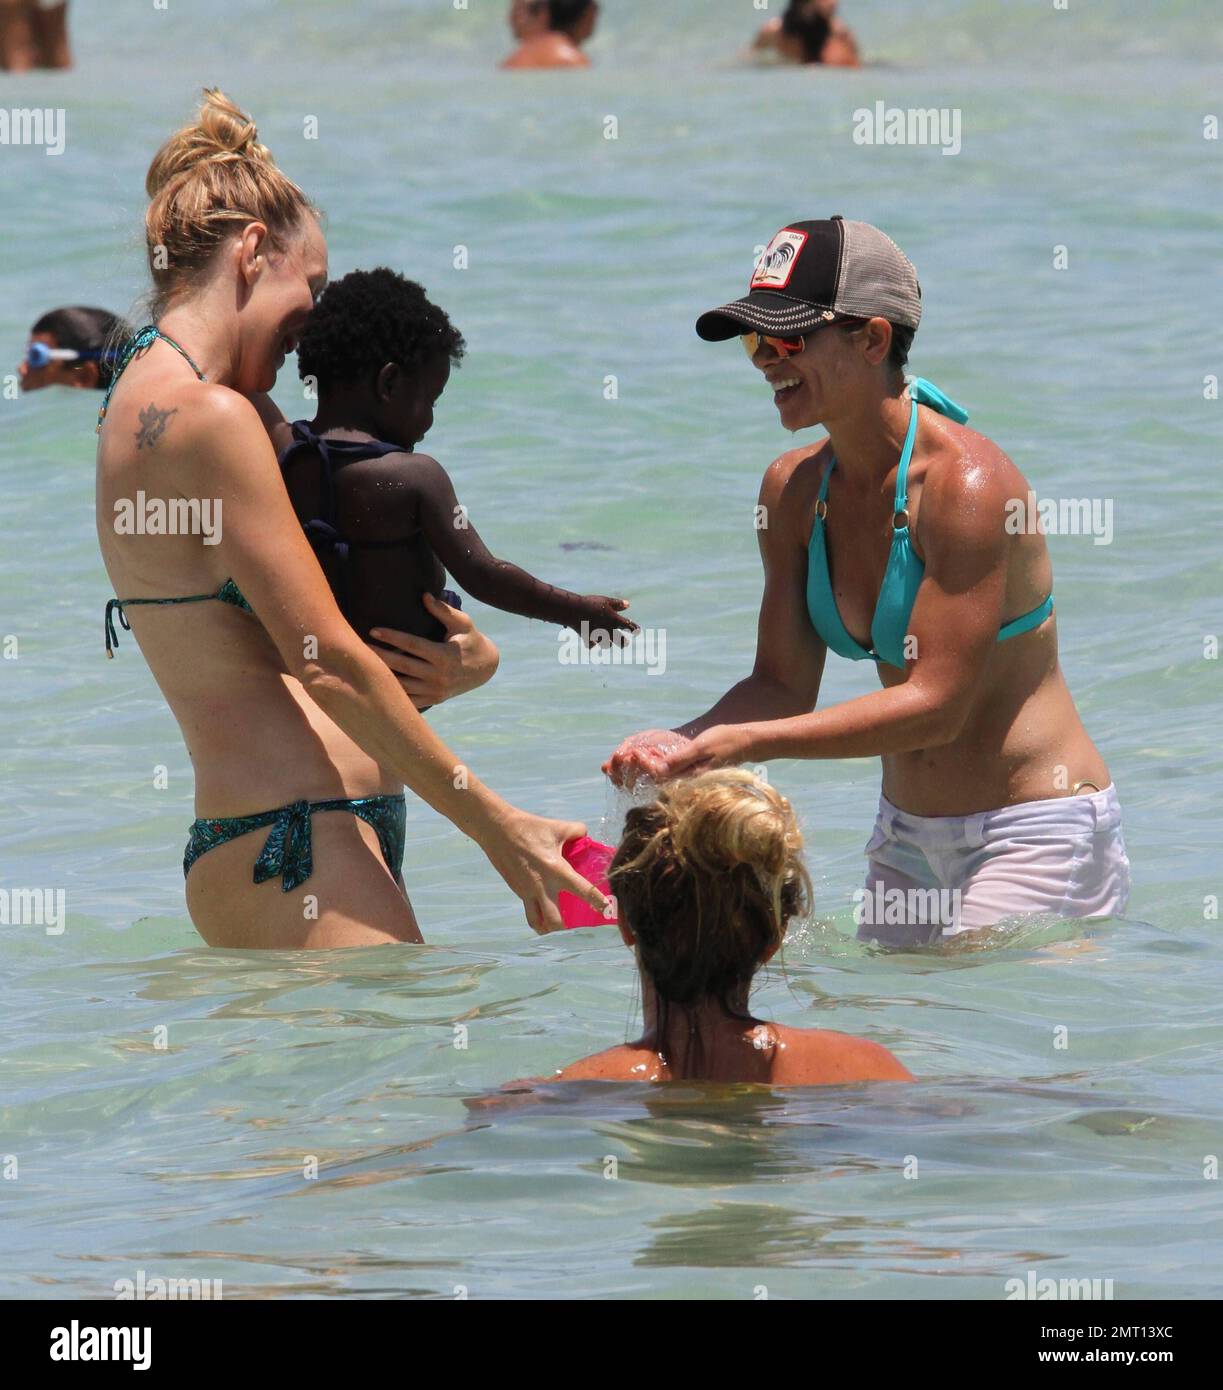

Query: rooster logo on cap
[
  {"left": 750, "top": 228, "right": 809, "bottom": 290},
  {"left": 759, "top": 242, "right": 796, "bottom": 278}
]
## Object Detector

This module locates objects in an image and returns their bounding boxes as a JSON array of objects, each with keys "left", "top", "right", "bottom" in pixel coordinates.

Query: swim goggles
[{"left": 24, "top": 342, "right": 116, "bottom": 369}]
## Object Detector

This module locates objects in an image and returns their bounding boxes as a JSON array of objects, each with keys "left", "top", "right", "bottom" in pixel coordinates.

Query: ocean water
[{"left": 1, "top": 0, "right": 1221, "bottom": 1300}]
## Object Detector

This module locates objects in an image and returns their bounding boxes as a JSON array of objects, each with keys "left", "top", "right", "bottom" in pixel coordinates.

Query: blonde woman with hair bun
[
  {"left": 96, "top": 90, "right": 609, "bottom": 948},
  {"left": 547, "top": 770, "right": 912, "bottom": 1084}
]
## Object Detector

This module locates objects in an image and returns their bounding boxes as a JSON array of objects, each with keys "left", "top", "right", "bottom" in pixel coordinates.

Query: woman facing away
[
  {"left": 751, "top": 0, "right": 861, "bottom": 68},
  {"left": 606, "top": 218, "right": 1130, "bottom": 947},
  {"left": 547, "top": 770, "right": 912, "bottom": 1085},
  {"left": 96, "top": 90, "right": 609, "bottom": 949}
]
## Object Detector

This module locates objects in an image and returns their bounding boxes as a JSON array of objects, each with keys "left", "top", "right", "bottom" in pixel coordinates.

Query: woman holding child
[{"left": 96, "top": 89, "right": 626, "bottom": 949}]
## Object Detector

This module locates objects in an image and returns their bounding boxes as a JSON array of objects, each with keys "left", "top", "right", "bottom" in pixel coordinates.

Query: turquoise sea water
[{"left": 1, "top": 0, "right": 1221, "bottom": 1299}]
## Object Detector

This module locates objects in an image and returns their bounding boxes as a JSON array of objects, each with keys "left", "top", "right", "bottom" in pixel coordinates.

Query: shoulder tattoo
[{"left": 135, "top": 402, "right": 179, "bottom": 450}]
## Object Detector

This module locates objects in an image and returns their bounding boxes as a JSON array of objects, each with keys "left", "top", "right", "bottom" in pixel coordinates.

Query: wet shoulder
[
  {"left": 102, "top": 379, "right": 264, "bottom": 472},
  {"left": 760, "top": 438, "right": 832, "bottom": 531},
  {"left": 349, "top": 449, "right": 455, "bottom": 513},
  {"left": 923, "top": 413, "right": 1023, "bottom": 495},
  {"left": 770, "top": 1026, "right": 914, "bottom": 1085},
  {"left": 915, "top": 413, "right": 1031, "bottom": 536},
  {"left": 551, "top": 1045, "right": 663, "bottom": 1082},
  {"left": 764, "top": 438, "right": 831, "bottom": 491},
  {"left": 359, "top": 446, "right": 444, "bottom": 477},
  {"left": 133, "top": 380, "right": 266, "bottom": 450}
]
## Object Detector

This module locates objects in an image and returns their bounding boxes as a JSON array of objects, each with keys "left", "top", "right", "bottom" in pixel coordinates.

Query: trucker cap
[{"left": 695, "top": 216, "right": 922, "bottom": 341}]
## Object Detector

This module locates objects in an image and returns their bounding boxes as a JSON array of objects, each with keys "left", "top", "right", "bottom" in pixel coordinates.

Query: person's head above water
[
  {"left": 609, "top": 768, "right": 811, "bottom": 1016},
  {"left": 781, "top": 0, "right": 832, "bottom": 62},
  {"left": 547, "top": 0, "right": 599, "bottom": 40},
  {"left": 510, "top": 0, "right": 598, "bottom": 41},
  {"left": 20, "top": 306, "right": 131, "bottom": 392},
  {"left": 547, "top": 766, "right": 913, "bottom": 1083},
  {"left": 296, "top": 268, "right": 466, "bottom": 450},
  {"left": 141, "top": 87, "right": 326, "bottom": 394},
  {"left": 695, "top": 216, "right": 920, "bottom": 431}
]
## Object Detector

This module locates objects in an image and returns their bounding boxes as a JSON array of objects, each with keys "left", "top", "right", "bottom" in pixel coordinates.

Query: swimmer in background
[
  {"left": 0, "top": 0, "right": 70, "bottom": 71},
  {"left": 533, "top": 770, "right": 912, "bottom": 1085},
  {"left": 751, "top": 0, "right": 861, "bottom": 68},
  {"left": 19, "top": 306, "right": 130, "bottom": 392},
  {"left": 502, "top": 0, "right": 598, "bottom": 70},
  {"left": 265, "top": 267, "right": 636, "bottom": 653}
]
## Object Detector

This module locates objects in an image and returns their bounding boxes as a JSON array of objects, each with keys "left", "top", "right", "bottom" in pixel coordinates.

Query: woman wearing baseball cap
[{"left": 605, "top": 217, "right": 1130, "bottom": 946}]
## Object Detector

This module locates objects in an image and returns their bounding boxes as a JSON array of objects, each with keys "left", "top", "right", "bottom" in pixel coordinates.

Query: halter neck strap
[
  {"left": 906, "top": 375, "right": 969, "bottom": 424},
  {"left": 817, "top": 376, "right": 969, "bottom": 517},
  {"left": 893, "top": 395, "right": 920, "bottom": 514},
  {"left": 96, "top": 325, "right": 207, "bottom": 434},
  {"left": 894, "top": 376, "right": 969, "bottom": 513}
]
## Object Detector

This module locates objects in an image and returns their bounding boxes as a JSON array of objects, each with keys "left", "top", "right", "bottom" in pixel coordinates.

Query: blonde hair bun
[
  {"left": 608, "top": 768, "right": 812, "bottom": 1006},
  {"left": 141, "top": 89, "right": 317, "bottom": 318},
  {"left": 145, "top": 89, "right": 272, "bottom": 197},
  {"left": 666, "top": 768, "right": 802, "bottom": 882}
]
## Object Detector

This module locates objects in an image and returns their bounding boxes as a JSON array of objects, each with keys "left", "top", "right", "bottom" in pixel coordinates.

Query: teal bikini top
[
  {"left": 100, "top": 326, "right": 253, "bottom": 658},
  {"left": 806, "top": 377, "right": 1053, "bottom": 671}
]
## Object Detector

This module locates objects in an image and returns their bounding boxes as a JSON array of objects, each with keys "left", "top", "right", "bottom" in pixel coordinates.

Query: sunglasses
[
  {"left": 24, "top": 342, "right": 114, "bottom": 370},
  {"left": 739, "top": 315, "right": 868, "bottom": 361},
  {"left": 740, "top": 332, "right": 805, "bottom": 360}
]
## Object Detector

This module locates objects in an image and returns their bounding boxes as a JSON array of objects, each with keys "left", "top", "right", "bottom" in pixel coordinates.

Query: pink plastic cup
[{"left": 558, "top": 836, "right": 617, "bottom": 929}]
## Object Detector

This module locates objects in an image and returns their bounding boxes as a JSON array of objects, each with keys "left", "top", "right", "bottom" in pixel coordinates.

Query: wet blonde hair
[
  {"left": 609, "top": 769, "right": 812, "bottom": 1008},
  {"left": 143, "top": 88, "right": 317, "bottom": 318}
]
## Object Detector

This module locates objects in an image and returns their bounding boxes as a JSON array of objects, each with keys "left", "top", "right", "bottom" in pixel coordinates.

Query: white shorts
[{"left": 858, "top": 784, "right": 1131, "bottom": 946}]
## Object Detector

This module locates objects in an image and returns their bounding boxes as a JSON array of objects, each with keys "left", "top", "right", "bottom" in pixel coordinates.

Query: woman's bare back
[{"left": 552, "top": 1025, "right": 913, "bottom": 1086}]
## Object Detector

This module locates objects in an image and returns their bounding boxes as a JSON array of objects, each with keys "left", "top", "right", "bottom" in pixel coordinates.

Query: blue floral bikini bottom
[{"left": 184, "top": 794, "right": 407, "bottom": 893}]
